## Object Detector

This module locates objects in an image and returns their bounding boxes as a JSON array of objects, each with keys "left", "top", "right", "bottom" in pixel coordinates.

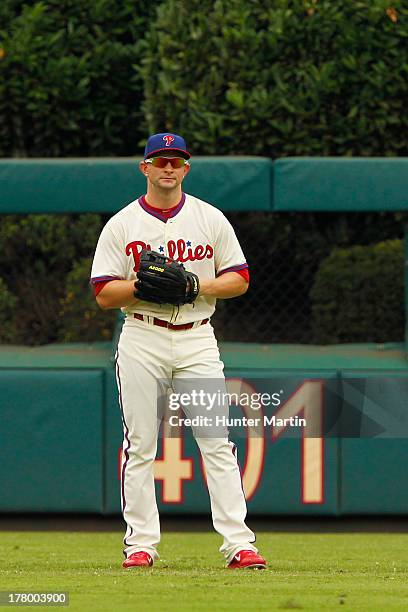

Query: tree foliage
[
  {"left": 0, "top": 1, "right": 159, "bottom": 156},
  {"left": 141, "top": 0, "right": 408, "bottom": 156},
  {"left": 0, "top": 214, "right": 105, "bottom": 344},
  {"left": 310, "top": 239, "right": 405, "bottom": 343}
]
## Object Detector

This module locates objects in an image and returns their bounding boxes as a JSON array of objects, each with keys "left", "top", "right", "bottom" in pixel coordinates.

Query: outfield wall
[
  {"left": 1, "top": 157, "right": 408, "bottom": 213},
  {"left": 1, "top": 157, "right": 407, "bottom": 515},
  {"left": 1, "top": 343, "right": 407, "bottom": 516}
]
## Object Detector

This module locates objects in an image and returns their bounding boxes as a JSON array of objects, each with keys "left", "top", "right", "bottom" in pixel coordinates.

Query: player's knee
[
  {"left": 197, "top": 438, "right": 231, "bottom": 458},
  {"left": 128, "top": 445, "right": 156, "bottom": 464}
]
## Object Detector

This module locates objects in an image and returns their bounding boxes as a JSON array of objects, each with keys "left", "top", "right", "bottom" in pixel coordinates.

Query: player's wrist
[{"left": 198, "top": 278, "right": 214, "bottom": 297}]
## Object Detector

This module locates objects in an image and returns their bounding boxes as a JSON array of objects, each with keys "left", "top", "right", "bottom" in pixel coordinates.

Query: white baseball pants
[{"left": 115, "top": 316, "right": 257, "bottom": 563}]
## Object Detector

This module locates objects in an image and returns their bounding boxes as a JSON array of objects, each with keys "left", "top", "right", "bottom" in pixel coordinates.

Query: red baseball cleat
[
  {"left": 228, "top": 550, "right": 267, "bottom": 570},
  {"left": 123, "top": 551, "right": 153, "bottom": 568}
]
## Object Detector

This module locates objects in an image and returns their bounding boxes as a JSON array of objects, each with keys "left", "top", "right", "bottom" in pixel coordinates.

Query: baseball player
[{"left": 90, "top": 132, "right": 266, "bottom": 570}]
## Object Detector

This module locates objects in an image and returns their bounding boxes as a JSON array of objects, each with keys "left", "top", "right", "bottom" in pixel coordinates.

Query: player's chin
[{"left": 159, "top": 178, "right": 178, "bottom": 187}]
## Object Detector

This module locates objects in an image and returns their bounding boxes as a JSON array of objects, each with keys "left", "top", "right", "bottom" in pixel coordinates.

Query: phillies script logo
[
  {"left": 163, "top": 134, "right": 174, "bottom": 147},
  {"left": 126, "top": 240, "right": 214, "bottom": 270}
]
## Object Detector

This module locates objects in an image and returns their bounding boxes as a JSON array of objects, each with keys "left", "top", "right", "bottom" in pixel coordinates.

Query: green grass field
[{"left": 0, "top": 531, "right": 407, "bottom": 611}]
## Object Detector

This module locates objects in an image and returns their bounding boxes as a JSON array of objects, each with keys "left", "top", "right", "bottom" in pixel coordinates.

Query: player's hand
[{"left": 134, "top": 249, "right": 199, "bottom": 305}]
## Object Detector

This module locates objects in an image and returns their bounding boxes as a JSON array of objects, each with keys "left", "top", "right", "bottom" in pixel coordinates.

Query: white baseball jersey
[{"left": 91, "top": 193, "right": 248, "bottom": 323}]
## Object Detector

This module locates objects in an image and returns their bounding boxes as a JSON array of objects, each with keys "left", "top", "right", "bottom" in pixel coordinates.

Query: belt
[{"left": 134, "top": 313, "right": 209, "bottom": 331}]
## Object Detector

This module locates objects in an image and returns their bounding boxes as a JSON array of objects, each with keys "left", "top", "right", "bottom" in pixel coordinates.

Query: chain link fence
[
  {"left": 0, "top": 211, "right": 405, "bottom": 346},
  {"left": 212, "top": 212, "right": 316, "bottom": 343},
  {"left": 211, "top": 212, "right": 407, "bottom": 344}
]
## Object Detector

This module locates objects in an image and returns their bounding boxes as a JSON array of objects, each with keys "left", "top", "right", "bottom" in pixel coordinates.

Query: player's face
[{"left": 140, "top": 153, "right": 190, "bottom": 190}]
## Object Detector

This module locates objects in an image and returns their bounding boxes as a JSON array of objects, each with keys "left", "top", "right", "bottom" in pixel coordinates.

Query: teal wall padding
[
  {"left": 182, "top": 157, "right": 272, "bottom": 211},
  {"left": 0, "top": 159, "right": 143, "bottom": 214},
  {"left": 218, "top": 342, "right": 407, "bottom": 371},
  {"left": 0, "top": 369, "right": 104, "bottom": 512},
  {"left": 274, "top": 157, "right": 408, "bottom": 211},
  {"left": 405, "top": 227, "right": 408, "bottom": 354},
  {"left": 2, "top": 156, "right": 408, "bottom": 213},
  {"left": 0, "top": 157, "right": 272, "bottom": 213},
  {"left": 0, "top": 344, "right": 407, "bottom": 516},
  {"left": 104, "top": 367, "right": 123, "bottom": 515},
  {"left": 339, "top": 371, "right": 408, "bottom": 514},
  {"left": 340, "top": 440, "right": 408, "bottom": 514}
]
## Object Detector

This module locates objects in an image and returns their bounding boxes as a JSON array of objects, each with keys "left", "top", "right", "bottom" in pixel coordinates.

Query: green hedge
[
  {"left": 141, "top": 0, "right": 407, "bottom": 156},
  {"left": 0, "top": 213, "right": 115, "bottom": 345},
  {"left": 1, "top": 0, "right": 407, "bottom": 158},
  {"left": 58, "top": 256, "right": 116, "bottom": 343},
  {"left": 0, "top": 277, "right": 18, "bottom": 342},
  {"left": 0, "top": 1, "right": 159, "bottom": 156},
  {"left": 310, "top": 239, "right": 405, "bottom": 343}
]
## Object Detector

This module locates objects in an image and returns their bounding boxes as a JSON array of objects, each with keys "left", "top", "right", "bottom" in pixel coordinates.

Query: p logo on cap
[{"left": 163, "top": 135, "right": 175, "bottom": 147}]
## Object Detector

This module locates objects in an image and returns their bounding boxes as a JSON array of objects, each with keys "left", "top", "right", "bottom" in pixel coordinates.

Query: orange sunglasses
[{"left": 144, "top": 157, "right": 188, "bottom": 169}]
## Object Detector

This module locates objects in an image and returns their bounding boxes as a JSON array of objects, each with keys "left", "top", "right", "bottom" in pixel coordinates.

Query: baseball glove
[{"left": 134, "top": 250, "right": 200, "bottom": 306}]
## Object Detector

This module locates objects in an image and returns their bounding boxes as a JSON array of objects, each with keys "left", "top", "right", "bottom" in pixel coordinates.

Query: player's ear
[
  {"left": 139, "top": 161, "right": 148, "bottom": 176},
  {"left": 183, "top": 163, "right": 191, "bottom": 177}
]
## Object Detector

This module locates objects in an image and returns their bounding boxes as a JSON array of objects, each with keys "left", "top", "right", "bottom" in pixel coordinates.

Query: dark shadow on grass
[{"left": 0, "top": 513, "right": 408, "bottom": 533}]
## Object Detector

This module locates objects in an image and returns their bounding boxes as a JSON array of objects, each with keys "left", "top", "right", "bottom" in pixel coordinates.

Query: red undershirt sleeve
[
  {"left": 93, "top": 279, "right": 115, "bottom": 296},
  {"left": 236, "top": 268, "right": 250, "bottom": 283}
]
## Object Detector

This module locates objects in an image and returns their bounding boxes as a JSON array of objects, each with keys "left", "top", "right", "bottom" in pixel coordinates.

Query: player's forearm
[
  {"left": 96, "top": 280, "right": 139, "bottom": 309},
  {"left": 199, "top": 272, "right": 248, "bottom": 299}
]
